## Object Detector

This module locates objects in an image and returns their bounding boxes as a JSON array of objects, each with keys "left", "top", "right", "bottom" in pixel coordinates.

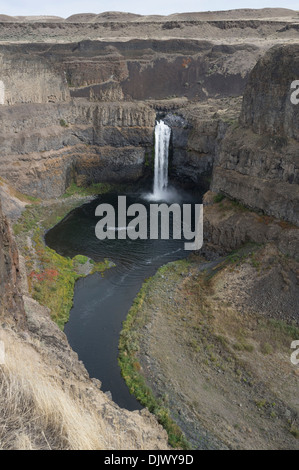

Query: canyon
[{"left": 0, "top": 8, "right": 298, "bottom": 450}]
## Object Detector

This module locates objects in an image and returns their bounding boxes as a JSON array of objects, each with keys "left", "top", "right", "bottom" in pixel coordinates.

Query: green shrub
[
  {"left": 59, "top": 119, "right": 68, "bottom": 128},
  {"left": 261, "top": 342, "right": 273, "bottom": 355},
  {"left": 62, "top": 182, "right": 112, "bottom": 198},
  {"left": 73, "top": 255, "right": 89, "bottom": 265},
  {"left": 213, "top": 193, "right": 225, "bottom": 203}
]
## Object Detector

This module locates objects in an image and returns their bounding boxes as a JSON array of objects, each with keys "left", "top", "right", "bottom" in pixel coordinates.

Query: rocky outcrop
[
  {"left": 212, "top": 45, "right": 299, "bottom": 226},
  {"left": 240, "top": 45, "right": 299, "bottom": 139},
  {"left": 164, "top": 113, "right": 218, "bottom": 189},
  {"left": 0, "top": 94, "right": 243, "bottom": 199},
  {"left": 0, "top": 201, "right": 25, "bottom": 326},
  {"left": 203, "top": 191, "right": 299, "bottom": 260},
  {"left": 0, "top": 101, "right": 156, "bottom": 198}
]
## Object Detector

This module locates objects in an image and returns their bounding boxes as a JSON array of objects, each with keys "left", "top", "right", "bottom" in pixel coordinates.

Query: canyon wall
[
  {"left": 164, "top": 110, "right": 227, "bottom": 190},
  {"left": 0, "top": 28, "right": 297, "bottom": 219},
  {"left": 240, "top": 45, "right": 299, "bottom": 139},
  {"left": 0, "top": 10, "right": 298, "bottom": 450},
  {"left": 212, "top": 44, "right": 299, "bottom": 226},
  {"left": 0, "top": 41, "right": 298, "bottom": 225},
  {"left": 0, "top": 102, "right": 155, "bottom": 198},
  {"left": 0, "top": 38, "right": 251, "bottom": 199},
  {"left": 0, "top": 202, "right": 25, "bottom": 326}
]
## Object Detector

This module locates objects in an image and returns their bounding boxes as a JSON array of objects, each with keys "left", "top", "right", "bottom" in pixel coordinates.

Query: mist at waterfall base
[{"left": 45, "top": 120, "right": 203, "bottom": 411}]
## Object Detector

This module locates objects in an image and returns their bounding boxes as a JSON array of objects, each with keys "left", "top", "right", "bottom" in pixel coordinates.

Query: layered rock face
[
  {"left": 1, "top": 38, "right": 251, "bottom": 198},
  {"left": 0, "top": 49, "right": 70, "bottom": 105},
  {"left": 203, "top": 192, "right": 299, "bottom": 260},
  {"left": 212, "top": 45, "right": 299, "bottom": 226},
  {"left": 0, "top": 38, "right": 251, "bottom": 199},
  {"left": 0, "top": 40, "right": 261, "bottom": 102},
  {"left": 0, "top": 23, "right": 297, "bottom": 202},
  {"left": 0, "top": 10, "right": 298, "bottom": 450},
  {"left": 0, "top": 101, "right": 155, "bottom": 198},
  {"left": 159, "top": 97, "right": 242, "bottom": 190}
]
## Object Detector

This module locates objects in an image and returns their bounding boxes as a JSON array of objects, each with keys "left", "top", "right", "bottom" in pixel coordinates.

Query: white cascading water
[{"left": 153, "top": 120, "right": 171, "bottom": 199}]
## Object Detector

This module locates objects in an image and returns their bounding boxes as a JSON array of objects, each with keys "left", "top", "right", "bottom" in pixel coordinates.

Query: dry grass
[{"left": 0, "top": 330, "right": 112, "bottom": 450}]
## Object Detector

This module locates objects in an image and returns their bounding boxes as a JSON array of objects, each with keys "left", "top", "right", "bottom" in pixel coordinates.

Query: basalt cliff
[{"left": 212, "top": 45, "right": 299, "bottom": 226}]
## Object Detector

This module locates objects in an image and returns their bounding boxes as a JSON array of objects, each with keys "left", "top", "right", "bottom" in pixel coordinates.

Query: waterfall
[{"left": 153, "top": 120, "right": 171, "bottom": 198}]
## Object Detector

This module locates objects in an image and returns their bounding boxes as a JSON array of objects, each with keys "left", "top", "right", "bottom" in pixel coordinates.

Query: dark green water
[{"left": 45, "top": 188, "right": 200, "bottom": 410}]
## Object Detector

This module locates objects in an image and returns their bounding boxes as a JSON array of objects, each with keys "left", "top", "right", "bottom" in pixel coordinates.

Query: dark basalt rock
[
  {"left": 240, "top": 44, "right": 299, "bottom": 141},
  {"left": 212, "top": 44, "right": 299, "bottom": 226}
]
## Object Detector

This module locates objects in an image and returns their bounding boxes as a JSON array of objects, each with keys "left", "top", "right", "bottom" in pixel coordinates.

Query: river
[{"left": 45, "top": 187, "right": 201, "bottom": 410}]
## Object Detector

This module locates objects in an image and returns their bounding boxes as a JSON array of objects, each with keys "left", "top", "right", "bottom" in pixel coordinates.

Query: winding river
[{"left": 46, "top": 187, "right": 201, "bottom": 411}]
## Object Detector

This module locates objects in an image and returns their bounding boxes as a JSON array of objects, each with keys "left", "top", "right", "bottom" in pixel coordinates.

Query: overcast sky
[{"left": 1, "top": 1, "right": 298, "bottom": 18}]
